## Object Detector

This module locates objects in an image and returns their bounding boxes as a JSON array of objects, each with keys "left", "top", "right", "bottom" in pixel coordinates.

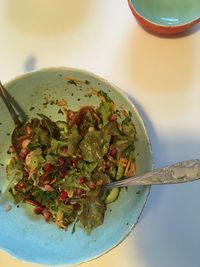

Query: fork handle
[{"left": 106, "top": 159, "right": 200, "bottom": 189}]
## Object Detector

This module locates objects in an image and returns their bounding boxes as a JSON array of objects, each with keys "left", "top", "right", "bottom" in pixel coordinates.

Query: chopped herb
[
  {"left": 58, "top": 109, "right": 64, "bottom": 115},
  {"left": 99, "top": 140, "right": 107, "bottom": 149},
  {"left": 136, "top": 190, "right": 141, "bottom": 194},
  {"left": 4, "top": 92, "right": 137, "bottom": 233},
  {"left": 0, "top": 163, "right": 4, "bottom": 166},
  {"left": 30, "top": 107, "right": 35, "bottom": 111},
  {"left": 85, "top": 80, "right": 90, "bottom": 85},
  {"left": 126, "top": 222, "right": 129, "bottom": 226},
  {"left": 6, "top": 133, "right": 10, "bottom": 136},
  {"left": 84, "top": 94, "right": 92, "bottom": 98},
  {"left": 98, "top": 90, "right": 111, "bottom": 102},
  {"left": 71, "top": 220, "right": 77, "bottom": 234},
  {"left": 59, "top": 74, "right": 62, "bottom": 77},
  {"left": 114, "top": 109, "right": 121, "bottom": 117},
  {"left": 68, "top": 80, "right": 77, "bottom": 86},
  {"left": 0, "top": 122, "right": 2, "bottom": 125},
  {"left": 27, "top": 142, "right": 38, "bottom": 151}
]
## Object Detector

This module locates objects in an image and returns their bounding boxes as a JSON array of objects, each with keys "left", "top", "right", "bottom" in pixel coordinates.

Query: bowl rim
[
  {"left": 1, "top": 67, "right": 154, "bottom": 266},
  {"left": 128, "top": 0, "right": 200, "bottom": 34}
]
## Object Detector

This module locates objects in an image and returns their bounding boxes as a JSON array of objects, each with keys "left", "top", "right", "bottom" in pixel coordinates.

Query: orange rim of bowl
[{"left": 128, "top": 0, "right": 200, "bottom": 34}]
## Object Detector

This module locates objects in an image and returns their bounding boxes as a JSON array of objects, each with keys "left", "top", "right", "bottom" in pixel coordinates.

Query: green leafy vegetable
[
  {"left": 97, "top": 102, "right": 112, "bottom": 127},
  {"left": 78, "top": 198, "right": 105, "bottom": 233},
  {"left": 5, "top": 90, "right": 137, "bottom": 233},
  {"left": 80, "top": 130, "right": 111, "bottom": 162}
]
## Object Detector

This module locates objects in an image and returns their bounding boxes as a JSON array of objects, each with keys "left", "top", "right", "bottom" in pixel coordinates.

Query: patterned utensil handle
[{"left": 106, "top": 159, "right": 200, "bottom": 188}]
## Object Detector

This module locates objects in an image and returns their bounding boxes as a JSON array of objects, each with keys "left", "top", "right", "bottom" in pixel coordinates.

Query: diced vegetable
[
  {"left": 5, "top": 90, "right": 137, "bottom": 233},
  {"left": 104, "top": 188, "right": 120, "bottom": 204},
  {"left": 25, "top": 148, "right": 45, "bottom": 171},
  {"left": 116, "top": 163, "right": 124, "bottom": 180}
]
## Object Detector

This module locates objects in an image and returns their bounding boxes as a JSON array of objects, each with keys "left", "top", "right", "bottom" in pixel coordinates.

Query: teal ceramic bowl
[
  {"left": 0, "top": 68, "right": 152, "bottom": 266},
  {"left": 128, "top": 0, "right": 200, "bottom": 34}
]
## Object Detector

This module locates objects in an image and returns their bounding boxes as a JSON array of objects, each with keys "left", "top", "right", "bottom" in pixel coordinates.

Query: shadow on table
[
  {"left": 127, "top": 94, "right": 165, "bottom": 219},
  {"left": 23, "top": 55, "right": 37, "bottom": 72},
  {"left": 113, "top": 17, "right": 200, "bottom": 267},
  {"left": 127, "top": 135, "right": 200, "bottom": 267},
  {"left": 129, "top": 94, "right": 200, "bottom": 267}
]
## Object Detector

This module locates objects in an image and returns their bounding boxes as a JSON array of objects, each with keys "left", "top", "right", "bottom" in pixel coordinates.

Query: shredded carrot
[
  {"left": 55, "top": 198, "right": 59, "bottom": 207},
  {"left": 118, "top": 157, "right": 129, "bottom": 167},
  {"left": 26, "top": 125, "right": 32, "bottom": 134},
  {"left": 50, "top": 178, "right": 56, "bottom": 185},
  {"left": 108, "top": 155, "right": 117, "bottom": 164},
  {"left": 124, "top": 160, "right": 131, "bottom": 176},
  {"left": 99, "top": 95, "right": 105, "bottom": 102},
  {"left": 27, "top": 170, "right": 36, "bottom": 180},
  {"left": 63, "top": 107, "right": 68, "bottom": 120},
  {"left": 96, "top": 179, "right": 103, "bottom": 186},
  {"left": 110, "top": 101, "right": 115, "bottom": 111},
  {"left": 91, "top": 88, "right": 98, "bottom": 95},
  {"left": 126, "top": 161, "right": 136, "bottom": 177},
  {"left": 121, "top": 107, "right": 129, "bottom": 117},
  {"left": 56, "top": 210, "right": 66, "bottom": 229},
  {"left": 57, "top": 99, "right": 68, "bottom": 107},
  {"left": 64, "top": 76, "right": 85, "bottom": 84},
  {"left": 17, "top": 134, "right": 30, "bottom": 141}
]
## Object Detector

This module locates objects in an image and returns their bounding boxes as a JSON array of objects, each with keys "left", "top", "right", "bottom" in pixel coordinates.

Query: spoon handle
[
  {"left": 106, "top": 159, "right": 200, "bottom": 189},
  {"left": 0, "top": 81, "right": 21, "bottom": 125}
]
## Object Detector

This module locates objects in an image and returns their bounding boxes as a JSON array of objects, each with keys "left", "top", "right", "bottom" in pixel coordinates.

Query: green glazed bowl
[
  {"left": 0, "top": 68, "right": 152, "bottom": 266},
  {"left": 128, "top": 0, "right": 200, "bottom": 34}
]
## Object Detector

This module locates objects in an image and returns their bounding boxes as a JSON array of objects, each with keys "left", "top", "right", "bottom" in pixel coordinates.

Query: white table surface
[{"left": 1, "top": 1, "right": 200, "bottom": 267}]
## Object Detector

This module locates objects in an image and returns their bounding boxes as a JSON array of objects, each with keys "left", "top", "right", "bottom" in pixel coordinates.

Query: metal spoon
[
  {"left": 0, "top": 81, "right": 21, "bottom": 126},
  {"left": 104, "top": 159, "right": 200, "bottom": 190},
  {"left": 0, "top": 81, "right": 24, "bottom": 155},
  {"left": 1, "top": 82, "right": 200, "bottom": 191}
]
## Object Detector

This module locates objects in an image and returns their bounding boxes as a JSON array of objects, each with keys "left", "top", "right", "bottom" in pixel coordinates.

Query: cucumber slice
[
  {"left": 104, "top": 187, "right": 120, "bottom": 204},
  {"left": 116, "top": 163, "right": 124, "bottom": 180},
  {"left": 56, "top": 121, "right": 68, "bottom": 134}
]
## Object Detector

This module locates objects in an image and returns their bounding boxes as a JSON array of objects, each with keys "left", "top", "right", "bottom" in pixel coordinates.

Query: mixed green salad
[{"left": 5, "top": 91, "right": 137, "bottom": 233}]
